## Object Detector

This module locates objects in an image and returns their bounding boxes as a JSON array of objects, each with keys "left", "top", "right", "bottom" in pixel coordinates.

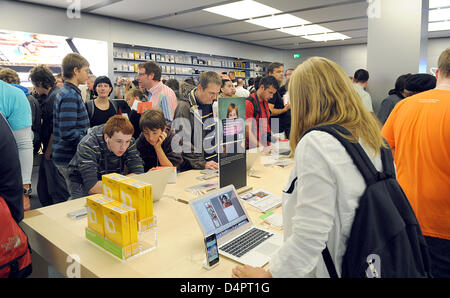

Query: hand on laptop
[
  {"left": 232, "top": 265, "right": 272, "bottom": 278},
  {"left": 205, "top": 161, "right": 219, "bottom": 170}
]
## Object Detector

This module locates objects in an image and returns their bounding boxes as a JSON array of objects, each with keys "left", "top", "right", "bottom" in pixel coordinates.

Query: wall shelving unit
[{"left": 112, "top": 42, "right": 269, "bottom": 84}]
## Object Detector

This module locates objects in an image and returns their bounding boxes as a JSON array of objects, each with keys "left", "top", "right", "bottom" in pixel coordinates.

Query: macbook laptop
[
  {"left": 133, "top": 167, "right": 172, "bottom": 201},
  {"left": 190, "top": 185, "right": 282, "bottom": 267}
]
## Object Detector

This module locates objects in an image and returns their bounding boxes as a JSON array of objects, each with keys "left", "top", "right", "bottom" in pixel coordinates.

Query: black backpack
[{"left": 299, "top": 124, "right": 432, "bottom": 278}]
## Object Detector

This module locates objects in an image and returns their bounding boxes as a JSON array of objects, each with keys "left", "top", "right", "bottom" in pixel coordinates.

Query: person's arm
[
  {"left": 45, "top": 133, "right": 53, "bottom": 160},
  {"left": 123, "top": 140, "right": 145, "bottom": 175},
  {"left": 59, "top": 97, "right": 85, "bottom": 143},
  {"left": 246, "top": 119, "right": 261, "bottom": 149},
  {"left": 268, "top": 103, "right": 290, "bottom": 117},
  {"left": 88, "top": 181, "right": 103, "bottom": 195},
  {"left": 269, "top": 133, "right": 337, "bottom": 277},
  {"left": 76, "top": 141, "right": 102, "bottom": 195},
  {"left": 115, "top": 85, "right": 123, "bottom": 99},
  {"left": 154, "top": 131, "right": 173, "bottom": 167}
]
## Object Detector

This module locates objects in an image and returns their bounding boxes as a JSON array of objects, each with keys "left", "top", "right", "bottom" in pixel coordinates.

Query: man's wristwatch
[{"left": 23, "top": 186, "right": 32, "bottom": 196}]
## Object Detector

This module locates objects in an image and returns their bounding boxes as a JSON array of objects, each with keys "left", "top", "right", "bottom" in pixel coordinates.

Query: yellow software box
[
  {"left": 119, "top": 179, "right": 148, "bottom": 221},
  {"left": 86, "top": 194, "right": 113, "bottom": 237},
  {"left": 102, "top": 173, "right": 128, "bottom": 201},
  {"left": 102, "top": 203, "right": 131, "bottom": 250},
  {"left": 136, "top": 180, "right": 153, "bottom": 221},
  {"left": 118, "top": 203, "right": 139, "bottom": 256},
  {"left": 128, "top": 179, "right": 153, "bottom": 222}
]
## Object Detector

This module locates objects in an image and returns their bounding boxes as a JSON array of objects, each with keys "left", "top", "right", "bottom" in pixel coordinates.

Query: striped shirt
[
  {"left": 52, "top": 81, "right": 90, "bottom": 166},
  {"left": 147, "top": 81, "right": 178, "bottom": 123}
]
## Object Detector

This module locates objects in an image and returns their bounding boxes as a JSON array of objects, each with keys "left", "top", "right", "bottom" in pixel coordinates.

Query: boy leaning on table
[{"left": 67, "top": 115, "right": 145, "bottom": 199}]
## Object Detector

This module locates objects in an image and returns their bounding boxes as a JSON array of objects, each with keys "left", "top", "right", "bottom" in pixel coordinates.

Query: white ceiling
[{"left": 17, "top": 0, "right": 450, "bottom": 50}]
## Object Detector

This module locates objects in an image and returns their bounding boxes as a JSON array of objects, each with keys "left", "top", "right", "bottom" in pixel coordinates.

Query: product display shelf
[
  {"left": 85, "top": 215, "right": 157, "bottom": 262},
  {"left": 113, "top": 56, "right": 255, "bottom": 71},
  {"left": 112, "top": 42, "right": 269, "bottom": 82}
]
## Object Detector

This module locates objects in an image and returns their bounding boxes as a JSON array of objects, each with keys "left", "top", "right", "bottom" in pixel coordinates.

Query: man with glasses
[{"left": 136, "top": 61, "right": 177, "bottom": 124}]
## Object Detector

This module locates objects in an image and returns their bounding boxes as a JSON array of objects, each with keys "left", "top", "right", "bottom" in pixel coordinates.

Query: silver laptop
[
  {"left": 133, "top": 167, "right": 172, "bottom": 201},
  {"left": 190, "top": 185, "right": 282, "bottom": 267}
]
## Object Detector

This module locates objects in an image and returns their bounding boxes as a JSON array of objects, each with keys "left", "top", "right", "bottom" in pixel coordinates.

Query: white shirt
[
  {"left": 235, "top": 86, "right": 250, "bottom": 98},
  {"left": 353, "top": 84, "right": 374, "bottom": 112},
  {"left": 269, "top": 130, "right": 382, "bottom": 277}
]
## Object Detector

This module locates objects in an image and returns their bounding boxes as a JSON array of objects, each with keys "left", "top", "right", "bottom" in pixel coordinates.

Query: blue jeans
[{"left": 425, "top": 236, "right": 450, "bottom": 278}]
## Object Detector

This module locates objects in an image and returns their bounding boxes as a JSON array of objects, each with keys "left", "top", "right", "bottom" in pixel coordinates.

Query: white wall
[
  {"left": 284, "top": 37, "right": 449, "bottom": 112},
  {"left": 283, "top": 44, "right": 367, "bottom": 76},
  {"left": 0, "top": 0, "right": 285, "bottom": 78},
  {"left": 285, "top": 38, "right": 449, "bottom": 75}
]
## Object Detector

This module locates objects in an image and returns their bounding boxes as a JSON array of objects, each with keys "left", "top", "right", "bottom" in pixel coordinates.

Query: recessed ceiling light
[
  {"left": 429, "top": 7, "right": 450, "bottom": 22},
  {"left": 203, "top": 0, "right": 280, "bottom": 20},
  {"left": 278, "top": 24, "right": 332, "bottom": 36},
  {"left": 246, "top": 14, "right": 310, "bottom": 29},
  {"left": 302, "top": 32, "right": 351, "bottom": 42},
  {"left": 428, "top": 20, "right": 450, "bottom": 31}
]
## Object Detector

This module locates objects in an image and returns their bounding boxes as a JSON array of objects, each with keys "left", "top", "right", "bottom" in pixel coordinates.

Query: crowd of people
[{"left": 0, "top": 47, "right": 448, "bottom": 278}]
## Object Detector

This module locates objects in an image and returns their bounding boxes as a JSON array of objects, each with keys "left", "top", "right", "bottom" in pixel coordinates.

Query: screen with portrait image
[
  {"left": 191, "top": 188, "right": 248, "bottom": 240},
  {"left": 218, "top": 97, "right": 247, "bottom": 190}
]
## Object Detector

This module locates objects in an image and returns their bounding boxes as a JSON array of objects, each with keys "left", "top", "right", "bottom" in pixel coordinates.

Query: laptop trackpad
[{"left": 256, "top": 242, "right": 280, "bottom": 256}]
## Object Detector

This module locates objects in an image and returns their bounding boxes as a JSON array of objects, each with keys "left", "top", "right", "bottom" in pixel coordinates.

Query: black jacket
[{"left": 0, "top": 113, "right": 23, "bottom": 223}]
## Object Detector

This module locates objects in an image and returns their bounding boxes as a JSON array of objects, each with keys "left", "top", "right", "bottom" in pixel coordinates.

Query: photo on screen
[
  {"left": 0, "top": 29, "right": 108, "bottom": 87},
  {"left": 218, "top": 97, "right": 247, "bottom": 189}
]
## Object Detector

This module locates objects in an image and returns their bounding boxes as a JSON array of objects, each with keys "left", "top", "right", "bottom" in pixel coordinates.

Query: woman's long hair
[{"left": 289, "top": 57, "right": 385, "bottom": 155}]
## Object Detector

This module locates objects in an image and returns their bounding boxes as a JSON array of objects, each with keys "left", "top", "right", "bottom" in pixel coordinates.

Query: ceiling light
[
  {"left": 428, "top": 20, "right": 450, "bottom": 31},
  {"left": 429, "top": 7, "right": 450, "bottom": 21},
  {"left": 429, "top": 0, "right": 450, "bottom": 9},
  {"left": 278, "top": 24, "right": 332, "bottom": 36},
  {"left": 203, "top": 0, "right": 280, "bottom": 20},
  {"left": 246, "top": 14, "right": 310, "bottom": 29},
  {"left": 302, "top": 33, "right": 351, "bottom": 42}
]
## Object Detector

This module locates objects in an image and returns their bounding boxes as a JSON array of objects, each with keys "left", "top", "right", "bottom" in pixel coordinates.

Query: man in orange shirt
[{"left": 382, "top": 48, "right": 450, "bottom": 277}]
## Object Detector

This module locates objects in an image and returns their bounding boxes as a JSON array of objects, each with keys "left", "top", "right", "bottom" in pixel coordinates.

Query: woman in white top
[{"left": 232, "top": 57, "right": 386, "bottom": 278}]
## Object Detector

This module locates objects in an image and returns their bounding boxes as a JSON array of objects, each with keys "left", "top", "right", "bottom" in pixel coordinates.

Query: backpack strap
[
  {"left": 322, "top": 246, "right": 339, "bottom": 278},
  {"left": 246, "top": 94, "right": 261, "bottom": 119},
  {"left": 86, "top": 100, "right": 94, "bottom": 120},
  {"left": 110, "top": 99, "right": 118, "bottom": 114},
  {"left": 380, "top": 141, "right": 396, "bottom": 179}
]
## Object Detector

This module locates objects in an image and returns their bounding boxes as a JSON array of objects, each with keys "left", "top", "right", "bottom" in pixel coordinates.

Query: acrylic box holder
[{"left": 85, "top": 216, "right": 157, "bottom": 261}]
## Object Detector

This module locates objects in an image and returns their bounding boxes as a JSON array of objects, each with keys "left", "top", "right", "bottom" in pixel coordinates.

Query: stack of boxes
[{"left": 86, "top": 173, "right": 154, "bottom": 259}]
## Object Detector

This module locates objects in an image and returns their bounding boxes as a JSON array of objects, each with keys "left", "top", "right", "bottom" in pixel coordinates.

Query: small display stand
[{"left": 85, "top": 216, "right": 157, "bottom": 261}]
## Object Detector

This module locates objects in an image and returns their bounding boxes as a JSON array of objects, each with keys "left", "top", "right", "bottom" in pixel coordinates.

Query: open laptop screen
[{"left": 191, "top": 187, "right": 248, "bottom": 240}]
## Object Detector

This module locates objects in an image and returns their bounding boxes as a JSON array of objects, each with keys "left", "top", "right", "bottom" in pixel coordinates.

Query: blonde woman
[{"left": 232, "top": 57, "right": 385, "bottom": 278}]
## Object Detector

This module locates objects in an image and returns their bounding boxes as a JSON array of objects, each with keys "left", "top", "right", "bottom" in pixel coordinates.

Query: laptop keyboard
[{"left": 219, "top": 228, "right": 273, "bottom": 258}]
